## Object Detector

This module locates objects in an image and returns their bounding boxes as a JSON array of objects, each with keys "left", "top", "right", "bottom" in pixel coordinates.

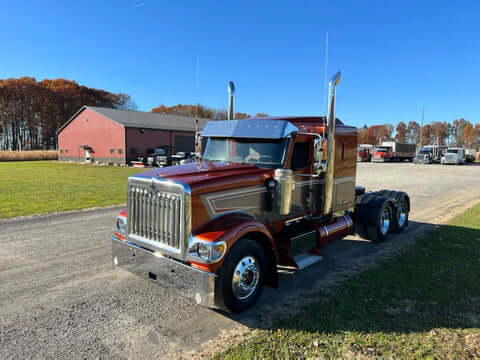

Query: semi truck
[
  {"left": 357, "top": 144, "right": 373, "bottom": 162},
  {"left": 441, "top": 147, "right": 465, "bottom": 165},
  {"left": 112, "top": 72, "right": 411, "bottom": 312},
  {"left": 465, "top": 148, "right": 476, "bottom": 163},
  {"left": 372, "top": 141, "right": 416, "bottom": 162},
  {"left": 414, "top": 145, "right": 447, "bottom": 164}
]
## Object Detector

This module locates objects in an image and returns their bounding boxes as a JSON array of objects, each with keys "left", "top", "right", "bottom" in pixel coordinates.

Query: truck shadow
[{"left": 222, "top": 220, "right": 480, "bottom": 335}]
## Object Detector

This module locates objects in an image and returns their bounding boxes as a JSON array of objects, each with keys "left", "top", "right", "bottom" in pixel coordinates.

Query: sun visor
[{"left": 201, "top": 119, "right": 298, "bottom": 139}]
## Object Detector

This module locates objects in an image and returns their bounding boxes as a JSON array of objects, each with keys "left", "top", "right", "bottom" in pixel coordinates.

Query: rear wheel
[
  {"left": 356, "top": 194, "right": 393, "bottom": 242},
  {"left": 391, "top": 197, "right": 408, "bottom": 233},
  {"left": 218, "top": 239, "right": 266, "bottom": 313},
  {"left": 367, "top": 200, "right": 392, "bottom": 242}
]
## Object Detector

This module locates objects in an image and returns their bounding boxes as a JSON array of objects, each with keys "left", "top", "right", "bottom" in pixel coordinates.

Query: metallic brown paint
[
  {"left": 191, "top": 212, "right": 278, "bottom": 273},
  {"left": 121, "top": 118, "right": 359, "bottom": 273}
]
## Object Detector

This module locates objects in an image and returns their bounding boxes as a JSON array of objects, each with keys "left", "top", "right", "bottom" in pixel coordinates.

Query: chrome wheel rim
[
  {"left": 232, "top": 256, "right": 260, "bottom": 300},
  {"left": 397, "top": 202, "right": 407, "bottom": 227},
  {"left": 380, "top": 207, "right": 390, "bottom": 235}
]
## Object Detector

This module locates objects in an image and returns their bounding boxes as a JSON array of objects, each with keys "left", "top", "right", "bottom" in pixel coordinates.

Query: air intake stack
[{"left": 227, "top": 81, "right": 235, "bottom": 120}]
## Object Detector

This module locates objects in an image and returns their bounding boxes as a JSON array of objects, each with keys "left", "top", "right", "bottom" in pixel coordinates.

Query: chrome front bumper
[
  {"left": 372, "top": 158, "right": 385, "bottom": 162},
  {"left": 443, "top": 159, "right": 459, "bottom": 164},
  {"left": 414, "top": 158, "right": 430, "bottom": 164},
  {"left": 112, "top": 237, "right": 216, "bottom": 308}
]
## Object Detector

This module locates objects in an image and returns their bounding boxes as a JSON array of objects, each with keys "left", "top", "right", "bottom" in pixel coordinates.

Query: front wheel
[{"left": 218, "top": 239, "right": 266, "bottom": 313}]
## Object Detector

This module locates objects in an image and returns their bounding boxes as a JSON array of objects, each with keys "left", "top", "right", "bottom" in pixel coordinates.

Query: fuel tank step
[{"left": 293, "top": 253, "right": 323, "bottom": 270}]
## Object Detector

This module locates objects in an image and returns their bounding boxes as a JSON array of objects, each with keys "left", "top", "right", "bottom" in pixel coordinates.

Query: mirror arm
[{"left": 296, "top": 132, "right": 326, "bottom": 177}]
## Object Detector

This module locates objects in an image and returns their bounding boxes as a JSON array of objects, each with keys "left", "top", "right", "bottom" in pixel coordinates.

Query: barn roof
[{"left": 57, "top": 106, "right": 210, "bottom": 134}]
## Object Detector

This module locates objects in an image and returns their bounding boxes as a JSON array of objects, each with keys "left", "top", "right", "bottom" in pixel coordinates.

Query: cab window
[{"left": 291, "top": 141, "right": 311, "bottom": 171}]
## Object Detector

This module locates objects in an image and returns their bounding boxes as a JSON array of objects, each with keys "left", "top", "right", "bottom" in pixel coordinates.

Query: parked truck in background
[
  {"left": 145, "top": 147, "right": 171, "bottom": 167},
  {"left": 357, "top": 144, "right": 373, "bottom": 162},
  {"left": 441, "top": 147, "right": 465, "bottom": 165},
  {"left": 464, "top": 148, "right": 476, "bottom": 163},
  {"left": 414, "top": 145, "right": 447, "bottom": 164},
  {"left": 112, "top": 72, "right": 411, "bottom": 312},
  {"left": 372, "top": 141, "right": 416, "bottom": 162}
]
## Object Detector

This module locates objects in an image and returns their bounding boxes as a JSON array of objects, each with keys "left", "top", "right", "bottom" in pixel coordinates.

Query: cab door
[{"left": 288, "top": 136, "right": 322, "bottom": 216}]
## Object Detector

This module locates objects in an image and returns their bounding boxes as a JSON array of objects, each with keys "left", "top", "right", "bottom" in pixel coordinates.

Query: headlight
[
  {"left": 189, "top": 240, "right": 226, "bottom": 263},
  {"left": 116, "top": 217, "right": 127, "bottom": 235}
]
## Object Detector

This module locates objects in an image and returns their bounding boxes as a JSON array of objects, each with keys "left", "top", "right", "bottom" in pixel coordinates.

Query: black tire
[
  {"left": 218, "top": 238, "right": 266, "bottom": 313},
  {"left": 367, "top": 198, "right": 392, "bottom": 242},
  {"left": 355, "top": 194, "right": 392, "bottom": 242},
  {"left": 391, "top": 197, "right": 409, "bottom": 233}
]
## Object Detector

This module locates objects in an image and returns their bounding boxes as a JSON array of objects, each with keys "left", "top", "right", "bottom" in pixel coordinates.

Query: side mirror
[
  {"left": 195, "top": 132, "right": 203, "bottom": 153},
  {"left": 313, "top": 138, "right": 326, "bottom": 175}
]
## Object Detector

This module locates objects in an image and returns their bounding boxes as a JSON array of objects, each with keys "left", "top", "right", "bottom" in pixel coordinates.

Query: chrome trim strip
[
  {"left": 285, "top": 216, "right": 305, "bottom": 226},
  {"left": 290, "top": 230, "right": 316, "bottom": 242}
]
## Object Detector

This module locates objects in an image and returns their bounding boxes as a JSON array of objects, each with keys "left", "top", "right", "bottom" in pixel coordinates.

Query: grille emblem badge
[{"left": 149, "top": 180, "right": 156, "bottom": 192}]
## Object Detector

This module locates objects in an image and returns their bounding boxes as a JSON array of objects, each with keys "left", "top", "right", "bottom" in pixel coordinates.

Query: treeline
[
  {"left": 0, "top": 77, "right": 136, "bottom": 150},
  {"left": 151, "top": 104, "right": 269, "bottom": 120},
  {"left": 359, "top": 119, "right": 480, "bottom": 148}
]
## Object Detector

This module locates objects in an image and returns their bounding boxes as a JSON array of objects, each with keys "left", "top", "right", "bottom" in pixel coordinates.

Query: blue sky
[{"left": 1, "top": 0, "right": 479, "bottom": 128}]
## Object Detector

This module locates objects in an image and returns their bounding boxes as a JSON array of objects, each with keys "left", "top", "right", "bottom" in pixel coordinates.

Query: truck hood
[{"left": 132, "top": 161, "right": 273, "bottom": 194}]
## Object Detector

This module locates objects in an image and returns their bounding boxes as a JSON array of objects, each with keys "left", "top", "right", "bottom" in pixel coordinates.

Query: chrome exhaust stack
[
  {"left": 227, "top": 81, "right": 235, "bottom": 120},
  {"left": 322, "top": 71, "right": 341, "bottom": 215}
]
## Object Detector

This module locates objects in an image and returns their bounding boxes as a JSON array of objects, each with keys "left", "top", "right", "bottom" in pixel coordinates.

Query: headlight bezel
[{"left": 188, "top": 237, "right": 227, "bottom": 264}]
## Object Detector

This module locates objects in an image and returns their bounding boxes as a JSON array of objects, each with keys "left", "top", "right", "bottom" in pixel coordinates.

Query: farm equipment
[
  {"left": 145, "top": 147, "right": 171, "bottom": 167},
  {"left": 373, "top": 141, "right": 416, "bottom": 162},
  {"left": 112, "top": 72, "right": 411, "bottom": 312},
  {"left": 170, "top": 152, "right": 195, "bottom": 166},
  {"left": 357, "top": 144, "right": 373, "bottom": 162}
]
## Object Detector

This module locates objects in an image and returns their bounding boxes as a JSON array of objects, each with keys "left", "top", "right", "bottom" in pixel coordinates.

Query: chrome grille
[{"left": 127, "top": 181, "right": 184, "bottom": 252}]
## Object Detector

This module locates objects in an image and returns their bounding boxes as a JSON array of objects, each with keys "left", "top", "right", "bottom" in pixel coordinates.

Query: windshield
[
  {"left": 419, "top": 149, "right": 432, "bottom": 154},
  {"left": 203, "top": 137, "right": 288, "bottom": 168},
  {"left": 447, "top": 149, "right": 459, "bottom": 154},
  {"left": 376, "top": 147, "right": 389, "bottom": 152}
]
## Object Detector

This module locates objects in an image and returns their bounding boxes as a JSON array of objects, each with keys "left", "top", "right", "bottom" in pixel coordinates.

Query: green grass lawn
[
  {"left": 215, "top": 204, "right": 480, "bottom": 359},
  {"left": 0, "top": 161, "right": 145, "bottom": 218}
]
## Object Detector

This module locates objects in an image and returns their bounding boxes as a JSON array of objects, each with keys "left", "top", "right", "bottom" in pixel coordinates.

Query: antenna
[{"left": 324, "top": 32, "right": 329, "bottom": 117}]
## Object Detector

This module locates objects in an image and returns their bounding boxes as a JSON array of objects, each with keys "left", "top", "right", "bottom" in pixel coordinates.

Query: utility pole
[
  {"left": 195, "top": 58, "right": 199, "bottom": 133},
  {"left": 324, "top": 32, "right": 329, "bottom": 117},
  {"left": 419, "top": 106, "right": 424, "bottom": 147}
]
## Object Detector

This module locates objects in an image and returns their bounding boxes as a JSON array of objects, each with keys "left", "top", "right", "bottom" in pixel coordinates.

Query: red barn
[{"left": 57, "top": 106, "right": 209, "bottom": 165}]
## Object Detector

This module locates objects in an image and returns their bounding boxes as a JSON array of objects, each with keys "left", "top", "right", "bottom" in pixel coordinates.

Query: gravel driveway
[{"left": 1, "top": 162, "right": 479, "bottom": 359}]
